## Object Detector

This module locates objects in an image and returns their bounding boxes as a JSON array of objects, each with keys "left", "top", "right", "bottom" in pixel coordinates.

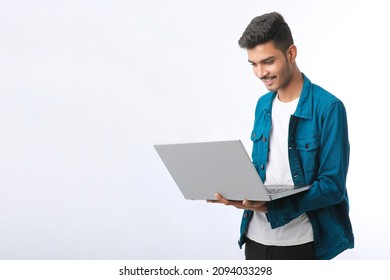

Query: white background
[{"left": 0, "top": 0, "right": 388, "bottom": 260}]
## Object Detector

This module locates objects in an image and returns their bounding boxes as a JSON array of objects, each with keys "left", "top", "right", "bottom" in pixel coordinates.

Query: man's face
[{"left": 247, "top": 41, "right": 293, "bottom": 92}]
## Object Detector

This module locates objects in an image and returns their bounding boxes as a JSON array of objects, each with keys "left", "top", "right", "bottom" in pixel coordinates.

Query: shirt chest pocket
[{"left": 294, "top": 135, "right": 320, "bottom": 172}]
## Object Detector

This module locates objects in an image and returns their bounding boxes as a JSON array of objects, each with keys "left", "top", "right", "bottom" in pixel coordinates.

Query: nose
[{"left": 253, "top": 64, "right": 267, "bottom": 79}]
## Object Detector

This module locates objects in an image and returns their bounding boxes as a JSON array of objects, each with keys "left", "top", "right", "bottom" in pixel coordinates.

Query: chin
[{"left": 265, "top": 85, "right": 278, "bottom": 92}]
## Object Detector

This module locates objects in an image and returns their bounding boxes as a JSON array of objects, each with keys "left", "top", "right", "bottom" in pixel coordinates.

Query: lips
[{"left": 261, "top": 77, "right": 275, "bottom": 86}]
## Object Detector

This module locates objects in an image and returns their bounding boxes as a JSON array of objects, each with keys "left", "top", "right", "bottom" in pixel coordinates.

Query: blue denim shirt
[{"left": 239, "top": 74, "right": 354, "bottom": 260}]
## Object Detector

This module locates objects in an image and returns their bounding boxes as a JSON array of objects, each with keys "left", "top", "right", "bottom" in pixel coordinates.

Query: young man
[{"left": 213, "top": 12, "right": 354, "bottom": 259}]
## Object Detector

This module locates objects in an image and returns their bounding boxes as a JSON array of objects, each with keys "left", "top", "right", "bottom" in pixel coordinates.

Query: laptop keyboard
[{"left": 266, "top": 188, "right": 292, "bottom": 195}]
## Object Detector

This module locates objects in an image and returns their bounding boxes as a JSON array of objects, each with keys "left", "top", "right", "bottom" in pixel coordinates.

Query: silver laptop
[{"left": 154, "top": 140, "right": 311, "bottom": 201}]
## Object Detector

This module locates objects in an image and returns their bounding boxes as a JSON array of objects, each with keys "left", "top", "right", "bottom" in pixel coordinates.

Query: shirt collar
[
  {"left": 263, "top": 73, "right": 313, "bottom": 120},
  {"left": 293, "top": 73, "right": 313, "bottom": 120}
]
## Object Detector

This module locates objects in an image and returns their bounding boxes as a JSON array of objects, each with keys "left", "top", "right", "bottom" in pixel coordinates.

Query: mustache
[{"left": 260, "top": 75, "right": 275, "bottom": 80}]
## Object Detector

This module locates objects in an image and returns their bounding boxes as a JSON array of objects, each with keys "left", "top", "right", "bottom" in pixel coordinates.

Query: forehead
[{"left": 247, "top": 41, "right": 284, "bottom": 62}]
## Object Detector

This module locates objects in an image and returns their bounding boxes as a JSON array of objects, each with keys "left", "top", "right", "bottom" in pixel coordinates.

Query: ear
[{"left": 286, "top": 45, "right": 297, "bottom": 63}]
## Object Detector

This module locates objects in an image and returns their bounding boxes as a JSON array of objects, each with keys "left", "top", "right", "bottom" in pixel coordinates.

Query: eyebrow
[{"left": 248, "top": 56, "right": 276, "bottom": 64}]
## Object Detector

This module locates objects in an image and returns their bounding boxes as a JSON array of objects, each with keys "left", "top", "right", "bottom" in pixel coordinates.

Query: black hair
[{"left": 238, "top": 12, "right": 294, "bottom": 52}]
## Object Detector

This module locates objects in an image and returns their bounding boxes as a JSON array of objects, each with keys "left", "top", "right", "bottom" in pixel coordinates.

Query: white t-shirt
[{"left": 246, "top": 94, "right": 314, "bottom": 246}]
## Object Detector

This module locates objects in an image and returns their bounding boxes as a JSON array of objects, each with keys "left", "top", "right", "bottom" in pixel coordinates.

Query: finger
[
  {"left": 214, "top": 193, "right": 229, "bottom": 204},
  {"left": 214, "top": 193, "right": 242, "bottom": 207},
  {"left": 243, "top": 200, "right": 252, "bottom": 207},
  {"left": 242, "top": 200, "right": 267, "bottom": 212},
  {"left": 206, "top": 199, "right": 221, "bottom": 203}
]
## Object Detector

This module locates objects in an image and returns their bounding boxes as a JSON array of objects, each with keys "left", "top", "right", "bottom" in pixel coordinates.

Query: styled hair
[{"left": 238, "top": 12, "right": 294, "bottom": 52}]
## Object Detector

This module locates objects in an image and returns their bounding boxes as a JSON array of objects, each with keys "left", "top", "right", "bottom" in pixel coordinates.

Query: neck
[{"left": 277, "top": 65, "right": 303, "bottom": 102}]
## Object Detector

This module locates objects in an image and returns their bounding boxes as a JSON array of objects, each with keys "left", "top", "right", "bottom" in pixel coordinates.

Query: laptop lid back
[{"left": 154, "top": 140, "right": 271, "bottom": 201}]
